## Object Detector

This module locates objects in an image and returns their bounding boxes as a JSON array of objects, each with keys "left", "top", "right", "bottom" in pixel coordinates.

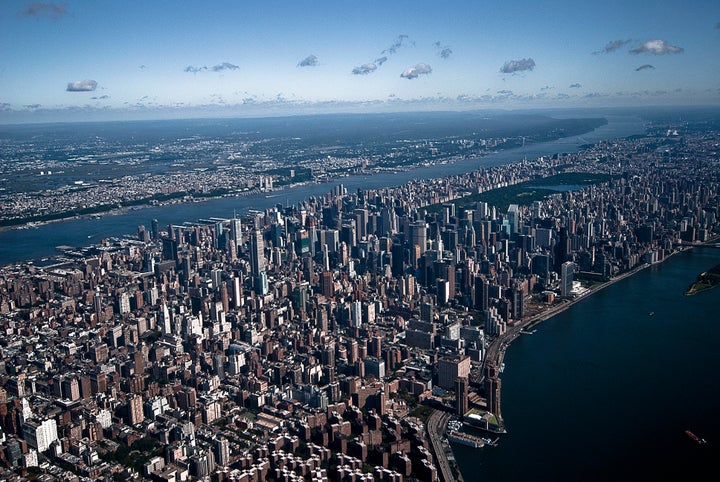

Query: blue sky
[{"left": 1, "top": 0, "right": 719, "bottom": 122}]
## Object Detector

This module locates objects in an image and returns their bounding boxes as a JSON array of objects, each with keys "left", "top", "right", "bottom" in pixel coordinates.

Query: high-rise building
[
  {"left": 61, "top": 376, "right": 80, "bottom": 401},
  {"left": 232, "top": 276, "right": 242, "bottom": 309},
  {"left": 484, "top": 362, "right": 502, "bottom": 418},
  {"left": 507, "top": 204, "right": 519, "bottom": 235},
  {"left": 436, "top": 278, "right": 450, "bottom": 305},
  {"left": 436, "top": 261, "right": 456, "bottom": 299},
  {"left": 474, "top": 274, "right": 489, "bottom": 311},
  {"left": 354, "top": 208, "right": 368, "bottom": 242},
  {"left": 126, "top": 394, "right": 144, "bottom": 426},
  {"left": 364, "top": 357, "right": 386, "bottom": 380},
  {"left": 561, "top": 261, "right": 574, "bottom": 297},
  {"left": 214, "top": 437, "right": 231, "bottom": 467},
  {"left": 22, "top": 418, "right": 58, "bottom": 453},
  {"left": 231, "top": 217, "right": 242, "bottom": 247},
  {"left": 296, "top": 228, "right": 310, "bottom": 256},
  {"left": 410, "top": 221, "right": 427, "bottom": 254},
  {"left": 249, "top": 228, "right": 266, "bottom": 277},
  {"left": 511, "top": 287, "right": 525, "bottom": 320},
  {"left": 456, "top": 376, "right": 468, "bottom": 416},
  {"left": 437, "top": 355, "right": 471, "bottom": 390},
  {"left": 151, "top": 218, "right": 160, "bottom": 240},
  {"left": 351, "top": 300, "right": 362, "bottom": 328},
  {"left": 320, "top": 271, "right": 334, "bottom": 298},
  {"left": 555, "top": 227, "right": 572, "bottom": 272}
]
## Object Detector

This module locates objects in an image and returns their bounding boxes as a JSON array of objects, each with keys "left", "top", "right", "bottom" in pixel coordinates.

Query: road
[{"left": 427, "top": 409, "right": 454, "bottom": 482}]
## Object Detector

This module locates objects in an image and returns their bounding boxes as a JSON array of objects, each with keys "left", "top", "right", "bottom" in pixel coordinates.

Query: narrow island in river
[{"left": 684, "top": 262, "right": 720, "bottom": 296}]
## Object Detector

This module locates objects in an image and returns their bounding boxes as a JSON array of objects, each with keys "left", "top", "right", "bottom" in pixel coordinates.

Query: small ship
[{"left": 685, "top": 430, "right": 707, "bottom": 445}]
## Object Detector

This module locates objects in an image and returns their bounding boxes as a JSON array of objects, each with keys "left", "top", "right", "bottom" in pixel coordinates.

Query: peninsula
[
  {"left": 0, "top": 115, "right": 717, "bottom": 482},
  {"left": 684, "top": 262, "right": 720, "bottom": 296}
]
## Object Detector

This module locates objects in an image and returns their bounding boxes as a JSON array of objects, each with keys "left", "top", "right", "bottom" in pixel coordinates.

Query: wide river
[
  {"left": 453, "top": 247, "right": 720, "bottom": 481},
  {"left": 0, "top": 113, "right": 643, "bottom": 265}
]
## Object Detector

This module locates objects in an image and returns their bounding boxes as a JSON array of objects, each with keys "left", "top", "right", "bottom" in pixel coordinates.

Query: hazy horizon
[{"left": 1, "top": 1, "right": 719, "bottom": 124}]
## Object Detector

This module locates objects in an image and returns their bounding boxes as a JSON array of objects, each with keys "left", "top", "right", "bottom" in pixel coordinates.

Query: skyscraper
[
  {"left": 214, "top": 437, "right": 230, "bottom": 467},
  {"left": 351, "top": 300, "right": 362, "bottom": 328},
  {"left": 410, "top": 221, "right": 427, "bottom": 254},
  {"left": 507, "top": 204, "right": 519, "bottom": 235},
  {"left": 474, "top": 275, "right": 489, "bottom": 311},
  {"left": 484, "top": 362, "right": 502, "bottom": 418},
  {"left": 231, "top": 217, "right": 242, "bottom": 249},
  {"left": 249, "top": 228, "right": 266, "bottom": 277},
  {"left": 561, "top": 261, "right": 574, "bottom": 297},
  {"left": 456, "top": 377, "right": 468, "bottom": 417},
  {"left": 437, "top": 355, "right": 470, "bottom": 390}
]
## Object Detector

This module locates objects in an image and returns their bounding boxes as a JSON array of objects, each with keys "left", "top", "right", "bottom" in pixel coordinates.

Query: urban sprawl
[{"left": 0, "top": 124, "right": 718, "bottom": 482}]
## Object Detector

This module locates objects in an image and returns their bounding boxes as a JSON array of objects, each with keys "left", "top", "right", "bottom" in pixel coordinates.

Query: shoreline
[
  {"left": 435, "top": 254, "right": 684, "bottom": 481},
  {"left": 0, "top": 115, "right": 617, "bottom": 234},
  {"left": 479, "top": 238, "right": 720, "bottom": 433}
]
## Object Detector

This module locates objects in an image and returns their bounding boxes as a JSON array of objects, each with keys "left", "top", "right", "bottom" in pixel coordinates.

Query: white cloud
[
  {"left": 400, "top": 63, "right": 432, "bottom": 79},
  {"left": 66, "top": 79, "right": 97, "bottom": 92},
  {"left": 630, "top": 40, "right": 683, "bottom": 55}
]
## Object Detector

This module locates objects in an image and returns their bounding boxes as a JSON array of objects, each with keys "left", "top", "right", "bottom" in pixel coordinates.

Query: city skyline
[{"left": 1, "top": 0, "right": 720, "bottom": 123}]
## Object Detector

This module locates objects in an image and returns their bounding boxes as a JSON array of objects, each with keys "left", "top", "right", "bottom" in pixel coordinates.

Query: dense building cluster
[
  {"left": 0, "top": 123, "right": 514, "bottom": 226},
  {"left": 0, "top": 127, "right": 717, "bottom": 481}
]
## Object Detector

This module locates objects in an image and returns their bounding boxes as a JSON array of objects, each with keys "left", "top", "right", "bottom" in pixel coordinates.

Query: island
[
  {"left": 685, "top": 262, "right": 720, "bottom": 296},
  {"left": 0, "top": 113, "right": 717, "bottom": 482}
]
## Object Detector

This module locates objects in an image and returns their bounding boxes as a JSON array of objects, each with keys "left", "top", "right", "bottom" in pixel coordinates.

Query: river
[
  {"left": 0, "top": 112, "right": 644, "bottom": 265},
  {"left": 453, "top": 247, "right": 720, "bottom": 481}
]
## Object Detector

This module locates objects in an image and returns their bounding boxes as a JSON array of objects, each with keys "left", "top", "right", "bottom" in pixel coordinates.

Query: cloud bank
[
  {"left": 185, "top": 63, "right": 239, "bottom": 73},
  {"left": 382, "top": 34, "right": 411, "bottom": 55},
  {"left": 500, "top": 58, "right": 536, "bottom": 74},
  {"left": 433, "top": 41, "right": 452, "bottom": 59},
  {"left": 352, "top": 63, "right": 378, "bottom": 75},
  {"left": 212, "top": 62, "right": 239, "bottom": 72},
  {"left": 569, "top": 83, "right": 582, "bottom": 88},
  {"left": 21, "top": 2, "right": 67, "bottom": 18},
  {"left": 593, "top": 39, "right": 631, "bottom": 54},
  {"left": 66, "top": 79, "right": 97, "bottom": 92},
  {"left": 297, "top": 55, "right": 318, "bottom": 67},
  {"left": 630, "top": 39, "right": 683, "bottom": 54},
  {"left": 353, "top": 34, "right": 414, "bottom": 75}
]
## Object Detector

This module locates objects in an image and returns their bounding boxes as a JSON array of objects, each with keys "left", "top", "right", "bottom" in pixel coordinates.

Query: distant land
[
  {"left": 0, "top": 110, "right": 608, "bottom": 228},
  {"left": 684, "top": 263, "right": 720, "bottom": 296}
]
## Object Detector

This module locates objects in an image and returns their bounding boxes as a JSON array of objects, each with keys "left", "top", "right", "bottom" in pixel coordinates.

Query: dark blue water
[
  {"left": 0, "top": 113, "right": 643, "bottom": 265},
  {"left": 454, "top": 248, "right": 720, "bottom": 481}
]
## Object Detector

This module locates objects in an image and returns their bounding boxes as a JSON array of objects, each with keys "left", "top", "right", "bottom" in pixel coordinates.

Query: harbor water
[{"left": 454, "top": 247, "right": 720, "bottom": 481}]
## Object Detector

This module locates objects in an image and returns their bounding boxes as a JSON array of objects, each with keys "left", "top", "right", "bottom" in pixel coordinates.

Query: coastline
[
  {"left": 453, "top": 243, "right": 720, "bottom": 481},
  {"left": 478, "top": 238, "right": 720, "bottom": 433},
  {"left": 431, "top": 252, "right": 685, "bottom": 481},
  {"left": 438, "top": 243, "right": 715, "bottom": 480}
]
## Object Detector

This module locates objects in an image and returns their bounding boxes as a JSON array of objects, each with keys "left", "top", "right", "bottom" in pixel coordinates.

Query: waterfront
[
  {"left": 454, "top": 247, "right": 720, "bottom": 481},
  {"left": 0, "top": 111, "right": 644, "bottom": 265}
]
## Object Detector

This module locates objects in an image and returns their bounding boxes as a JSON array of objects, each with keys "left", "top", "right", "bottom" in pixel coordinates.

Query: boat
[
  {"left": 447, "top": 430, "right": 485, "bottom": 448},
  {"left": 685, "top": 430, "right": 707, "bottom": 444}
]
